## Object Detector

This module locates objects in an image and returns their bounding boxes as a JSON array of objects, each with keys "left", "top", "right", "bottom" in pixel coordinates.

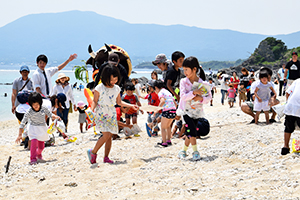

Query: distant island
[
  {"left": 134, "top": 62, "right": 156, "bottom": 69},
  {"left": 134, "top": 59, "right": 245, "bottom": 70}
]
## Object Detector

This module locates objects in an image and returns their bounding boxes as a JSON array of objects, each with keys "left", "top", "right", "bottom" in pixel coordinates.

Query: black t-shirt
[
  {"left": 240, "top": 74, "right": 250, "bottom": 88},
  {"left": 77, "top": 105, "right": 88, "bottom": 113},
  {"left": 286, "top": 60, "right": 300, "bottom": 80},
  {"left": 164, "top": 65, "right": 180, "bottom": 91}
]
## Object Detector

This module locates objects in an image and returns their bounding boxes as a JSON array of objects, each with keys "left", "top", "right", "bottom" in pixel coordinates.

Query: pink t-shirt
[
  {"left": 227, "top": 88, "right": 236, "bottom": 98},
  {"left": 158, "top": 88, "right": 176, "bottom": 111}
]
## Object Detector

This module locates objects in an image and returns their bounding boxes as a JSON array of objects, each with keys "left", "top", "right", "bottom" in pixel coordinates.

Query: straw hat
[{"left": 56, "top": 73, "right": 70, "bottom": 83}]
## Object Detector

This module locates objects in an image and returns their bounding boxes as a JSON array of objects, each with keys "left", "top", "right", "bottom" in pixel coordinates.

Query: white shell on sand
[{"left": 1, "top": 90, "right": 300, "bottom": 199}]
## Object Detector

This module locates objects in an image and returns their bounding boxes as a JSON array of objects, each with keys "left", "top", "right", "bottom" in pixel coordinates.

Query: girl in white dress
[
  {"left": 16, "top": 92, "right": 60, "bottom": 165},
  {"left": 87, "top": 65, "right": 138, "bottom": 164}
]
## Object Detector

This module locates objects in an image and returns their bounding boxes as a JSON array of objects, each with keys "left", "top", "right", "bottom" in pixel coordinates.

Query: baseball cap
[
  {"left": 292, "top": 52, "right": 298, "bottom": 56},
  {"left": 125, "top": 84, "right": 135, "bottom": 91},
  {"left": 152, "top": 54, "right": 168, "bottom": 65},
  {"left": 20, "top": 65, "right": 30, "bottom": 72},
  {"left": 57, "top": 93, "right": 67, "bottom": 109},
  {"left": 250, "top": 69, "right": 255, "bottom": 72},
  {"left": 108, "top": 53, "right": 119, "bottom": 64},
  {"left": 147, "top": 80, "right": 155, "bottom": 88}
]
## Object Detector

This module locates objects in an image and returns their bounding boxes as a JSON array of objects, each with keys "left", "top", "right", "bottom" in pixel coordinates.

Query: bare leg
[
  {"left": 166, "top": 119, "right": 173, "bottom": 140},
  {"left": 104, "top": 135, "right": 112, "bottom": 157},
  {"left": 161, "top": 117, "right": 170, "bottom": 143},
  {"left": 80, "top": 123, "right": 83, "bottom": 132},
  {"left": 92, "top": 132, "right": 112, "bottom": 154},
  {"left": 132, "top": 116, "right": 137, "bottom": 124},
  {"left": 270, "top": 98, "right": 280, "bottom": 120},
  {"left": 190, "top": 137, "right": 197, "bottom": 146},
  {"left": 284, "top": 132, "right": 292, "bottom": 148},
  {"left": 126, "top": 118, "right": 130, "bottom": 126},
  {"left": 255, "top": 111, "right": 260, "bottom": 124},
  {"left": 264, "top": 111, "right": 269, "bottom": 124},
  {"left": 241, "top": 103, "right": 255, "bottom": 118},
  {"left": 185, "top": 136, "right": 190, "bottom": 147}
]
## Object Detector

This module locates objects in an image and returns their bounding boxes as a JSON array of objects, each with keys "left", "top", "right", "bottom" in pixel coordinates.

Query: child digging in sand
[
  {"left": 177, "top": 56, "right": 211, "bottom": 161},
  {"left": 87, "top": 65, "right": 138, "bottom": 164},
  {"left": 16, "top": 92, "right": 60, "bottom": 165},
  {"left": 122, "top": 82, "right": 143, "bottom": 137},
  {"left": 254, "top": 70, "right": 276, "bottom": 124}
]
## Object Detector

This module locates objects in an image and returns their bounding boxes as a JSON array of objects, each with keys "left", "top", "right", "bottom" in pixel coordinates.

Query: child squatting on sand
[
  {"left": 87, "top": 64, "right": 138, "bottom": 164},
  {"left": 16, "top": 92, "right": 60, "bottom": 165},
  {"left": 177, "top": 56, "right": 211, "bottom": 161}
]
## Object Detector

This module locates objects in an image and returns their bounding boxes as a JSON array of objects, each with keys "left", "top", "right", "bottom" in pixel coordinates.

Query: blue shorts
[{"left": 125, "top": 112, "right": 138, "bottom": 119}]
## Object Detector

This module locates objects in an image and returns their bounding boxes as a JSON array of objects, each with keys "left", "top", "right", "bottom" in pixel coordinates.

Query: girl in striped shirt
[{"left": 16, "top": 92, "right": 60, "bottom": 165}]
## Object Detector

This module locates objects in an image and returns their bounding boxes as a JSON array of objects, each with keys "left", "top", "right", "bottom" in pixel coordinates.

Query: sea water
[{"left": 0, "top": 65, "right": 153, "bottom": 122}]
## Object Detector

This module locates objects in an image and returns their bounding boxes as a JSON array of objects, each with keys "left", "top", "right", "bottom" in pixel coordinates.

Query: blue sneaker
[
  {"left": 192, "top": 151, "right": 200, "bottom": 161},
  {"left": 178, "top": 150, "right": 187, "bottom": 159}
]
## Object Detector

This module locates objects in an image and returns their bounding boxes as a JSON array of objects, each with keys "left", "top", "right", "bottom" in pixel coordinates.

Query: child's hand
[
  {"left": 52, "top": 115, "right": 60, "bottom": 121},
  {"left": 68, "top": 54, "right": 78, "bottom": 62},
  {"left": 140, "top": 109, "right": 144, "bottom": 114},
  {"left": 193, "top": 88, "right": 203, "bottom": 96},
  {"left": 175, "top": 115, "right": 181, "bottom": 120},
  {"left": 258, "top": 97, "right": 262, "bottom": 102},
  {"left": 192, "top": 95, "right": 203, "bottom": 102},
  {"left": 15, "top": 135, "right": 22, "bottom": 144},
  {"left": 132, "top": 105, "right": 139, "bottom": 111}
]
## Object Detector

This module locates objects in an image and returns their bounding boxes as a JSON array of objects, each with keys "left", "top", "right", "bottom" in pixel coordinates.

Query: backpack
[
  {"left": 17, "top": 90, "right": 31, "bottom": 104},
  {"left": 196, "top": 118, "right": 210, "bottom": 137}
]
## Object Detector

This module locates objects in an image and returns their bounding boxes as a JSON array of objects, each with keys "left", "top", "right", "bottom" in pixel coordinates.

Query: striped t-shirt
[{"left": 20, "top": 106, "right": 52, "bottom": 129}]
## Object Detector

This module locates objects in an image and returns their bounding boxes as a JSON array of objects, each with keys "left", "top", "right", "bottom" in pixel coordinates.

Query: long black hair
[
  {"left": 182, "top": 56, "right": 206, "bottom": 81},
  {"left": 101, "top": 63, "right": 121, "bottom": 87},
  {"left": 28, "top": 92, "right": 43, "bottom": 111}
]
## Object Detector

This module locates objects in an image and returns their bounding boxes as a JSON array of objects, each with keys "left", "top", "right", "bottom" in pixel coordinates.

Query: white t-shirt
[
  {"left": 135, "top": 83, "right": 141, "bottom": 97},
  {"left": 32, "top": 67, "right": 59, "bottom": 97},
  {"left": 284, "top": 79, "right": 300, "bottom": 117},
  {"left": 277, "top": 68, "right": 285, "bottom": 81},
  {"left": 219, "top": 76, "right": 229, "bottom": 90},
  {"left": 51, "top": 84, "right": 75, "bottom": 109},
  {"left": 208, "top": 82, "right": 215, "bottom": 91}
]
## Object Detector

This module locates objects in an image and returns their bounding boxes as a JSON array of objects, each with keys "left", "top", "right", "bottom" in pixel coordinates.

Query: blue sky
[{"left": 1, "top": 0, "right": 299, "bottom": 35}]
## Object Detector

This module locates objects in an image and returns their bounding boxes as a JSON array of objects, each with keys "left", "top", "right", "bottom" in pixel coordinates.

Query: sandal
[{"left": 146, "top": 123, "right": 152, "bottom": 137}]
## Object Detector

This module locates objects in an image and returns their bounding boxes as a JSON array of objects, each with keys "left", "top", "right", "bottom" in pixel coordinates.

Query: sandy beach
[{"left": 1, "top": 90, "right": 299, "bottom": 199}]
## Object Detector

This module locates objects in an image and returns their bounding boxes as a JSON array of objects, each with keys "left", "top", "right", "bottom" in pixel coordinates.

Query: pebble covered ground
[{"left": 1, "top": 93, "right": 300, "bottom": 199}]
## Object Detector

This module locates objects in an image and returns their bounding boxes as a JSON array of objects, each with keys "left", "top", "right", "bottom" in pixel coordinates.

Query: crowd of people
[{"left": 11, "top": 50, "right": 300, "bottom": 165}]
